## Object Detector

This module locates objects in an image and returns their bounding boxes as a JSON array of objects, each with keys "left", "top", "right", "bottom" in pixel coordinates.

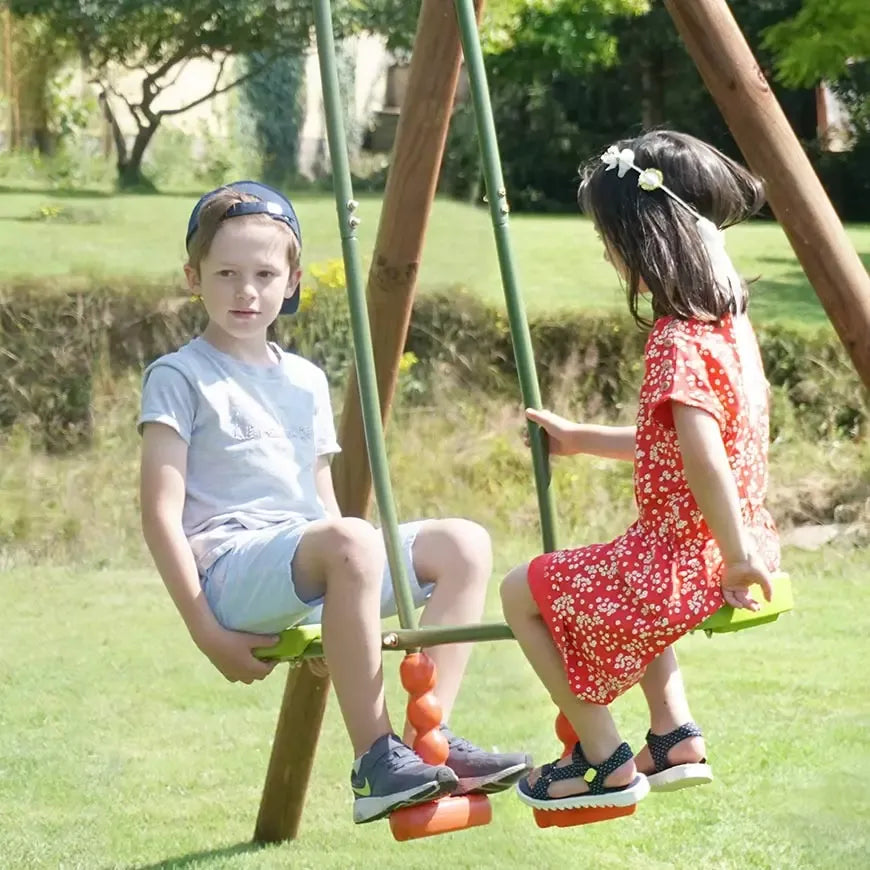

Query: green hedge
[{"left": 0, "top": 281, "right": 865, "bottom": 452}]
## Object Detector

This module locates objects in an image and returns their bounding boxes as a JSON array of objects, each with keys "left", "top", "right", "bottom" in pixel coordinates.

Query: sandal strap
[
  {"left": 528, "top": 740, "right": 635, "bottom": 799},
  {"left": 645, "top": 722, "right": 704, "bottom": 772}
]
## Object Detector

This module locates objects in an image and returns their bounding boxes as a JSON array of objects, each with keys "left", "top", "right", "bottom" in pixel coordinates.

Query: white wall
[
  {"left": 298, "top": 33, "right": 391, "bottom": 178},
  {"left": 59, "top": 35, "right": 393, "bottom": 174}
]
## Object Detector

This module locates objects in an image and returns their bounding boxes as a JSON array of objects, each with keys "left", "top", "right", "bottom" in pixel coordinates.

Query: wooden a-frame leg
[{"left": 253, "top": 663, "right": 331, "bottom": 843}]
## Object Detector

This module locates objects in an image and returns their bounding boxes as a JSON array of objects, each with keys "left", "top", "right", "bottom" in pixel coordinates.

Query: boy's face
[{"left": 185, "top": 217, "right": 301, "bottom": 340}]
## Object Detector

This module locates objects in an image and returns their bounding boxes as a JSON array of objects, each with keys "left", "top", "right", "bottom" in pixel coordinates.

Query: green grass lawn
[
  {"left": 1, "top": 178, "right": 868, "bottom": 869},
  {"left": 1, "top": 186, "right": 867, "bottom": 326},
  {"left": 1, "top": 543, "right": 868, "bottom": 869}
]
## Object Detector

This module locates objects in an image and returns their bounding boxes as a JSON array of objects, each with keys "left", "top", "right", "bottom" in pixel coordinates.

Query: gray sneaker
[
  {"left": 351, "top": 733, "right": 459, "bottom": 824},
  {"left": 441, "top": 725, "right": 533, "bottom": 795}
]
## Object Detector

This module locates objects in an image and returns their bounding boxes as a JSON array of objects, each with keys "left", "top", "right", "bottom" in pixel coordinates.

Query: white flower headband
[{"left": 600, "top": 145, "right": 743, "bottom": 307}]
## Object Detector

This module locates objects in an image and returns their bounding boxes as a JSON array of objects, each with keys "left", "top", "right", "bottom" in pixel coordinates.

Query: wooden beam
[
  {"left": 664, "top": 0, "right": 870, "bottom": 390},
  {"left": 253, "top": 663, "right": 330, "bottom": 843},
  {"left": 332, "top": 0, "right": 486, "bottom": 518},
  {"left": 253, "top": 0, "right": 484, "bottom": 843}
]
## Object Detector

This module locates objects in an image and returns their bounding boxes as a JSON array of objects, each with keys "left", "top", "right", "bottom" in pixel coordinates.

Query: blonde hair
[{"left": 186, "top": 188, "right": 301, "bottom": 273}]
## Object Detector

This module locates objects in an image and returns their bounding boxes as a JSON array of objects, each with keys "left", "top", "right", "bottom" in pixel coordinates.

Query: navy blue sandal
[
  {"left": 516, "top": 741, "right": 649, "bottom": 810},
  {"left": 644, "top": 722, "right": 713, "bottom": 792}
]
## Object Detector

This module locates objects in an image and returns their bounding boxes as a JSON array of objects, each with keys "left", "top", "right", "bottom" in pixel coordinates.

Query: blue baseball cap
[{"left": 186, "top": 180, "right": 303, "bottom": 315}]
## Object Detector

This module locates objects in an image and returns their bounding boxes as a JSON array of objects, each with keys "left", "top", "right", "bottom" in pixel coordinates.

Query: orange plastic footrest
[
  {"left": 389, "top": 794, "right": 492, "bottom": 841},
  {"left": 533, "top": 802, "right": 637, "bottom": 828}
]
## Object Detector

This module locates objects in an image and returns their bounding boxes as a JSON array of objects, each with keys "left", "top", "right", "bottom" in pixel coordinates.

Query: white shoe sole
[
  {"left": 517, "top": 773, "right": 650, "bottom": 811},
  {"left": 353, "top": 777, "right": 457, "bottom": 824},
  {"left": 648, "top": 763, "right": 713, "bottom": 792}
]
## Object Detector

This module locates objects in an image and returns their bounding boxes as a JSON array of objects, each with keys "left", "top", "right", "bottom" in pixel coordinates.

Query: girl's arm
[
  {"left": 315, "top": 455, "right": 343, "bottom": 518},
  {"left": 526, "top": 408, "right": 636, "bottom": 460},
  {"left": 140, "top": 422, "right": 276, "bottom": 681},
  {"left": 672, "top": 403, "right": 773, "bottom": 608},
  {"left": 572, "top": 423, "right": 637, "bottom": 460}
]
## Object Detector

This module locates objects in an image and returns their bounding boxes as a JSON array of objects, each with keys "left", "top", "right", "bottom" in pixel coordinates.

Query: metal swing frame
[
  {"left": 258, "top": 0, "right": 792, "bottom": 665},
  {"left": 243, "top": 0, "right": 870, "bottom": 842}
]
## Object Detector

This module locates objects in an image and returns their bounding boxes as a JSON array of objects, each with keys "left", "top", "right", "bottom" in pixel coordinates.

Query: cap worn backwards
[{"left": 186, "top": 180, "right": 303, "bottom": 315}]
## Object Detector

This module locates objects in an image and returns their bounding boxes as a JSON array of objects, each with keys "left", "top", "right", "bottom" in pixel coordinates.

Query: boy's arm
[
  {"left": 315, "top": 455, "right": 342, "bottom": 518},
  {"left": 140, "top": 422, "right": 277, "bottom": 681},
  {"left": 672, "top": 403, "right": 773, "bottom": 607}
]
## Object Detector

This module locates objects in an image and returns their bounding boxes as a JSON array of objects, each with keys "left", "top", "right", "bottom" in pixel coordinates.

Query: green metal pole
[
  {"left": 312, "top": 0, "right": 418, "bottom": 631},
  {"left": 453, "top": 0, "right": 558, "bottom": 553}
]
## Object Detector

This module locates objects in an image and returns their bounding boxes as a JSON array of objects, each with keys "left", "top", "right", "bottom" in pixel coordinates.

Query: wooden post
[
  {"left": 2, "top": 6, "right": 17, "bottom": 149},
  {"left": 253, "top": 0, "right": 485, "bottom": 843},
  {"left": 253, "top": 664, "right": 330, "bottom": 842},
  {"left": 332, "top": 0, "right": 486, "bottom": 517},
  {"left": 664, "top": 0, "right": 870, "bottom": 389}
]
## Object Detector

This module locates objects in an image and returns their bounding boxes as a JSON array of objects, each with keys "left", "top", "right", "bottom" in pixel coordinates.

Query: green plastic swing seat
[
  {"left": 256, "top": 573, "right": 793, "bottom": 662},
  {"left": 257, "top": 624, "right": 323, "bottom": 661},
  {"left": 693, "top": 571, "right": 793, "bottom": 634}
]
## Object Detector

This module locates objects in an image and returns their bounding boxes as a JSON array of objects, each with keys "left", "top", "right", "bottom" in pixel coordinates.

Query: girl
[{"left": 501, "top": 131, "right": 780, "bottom": 811}]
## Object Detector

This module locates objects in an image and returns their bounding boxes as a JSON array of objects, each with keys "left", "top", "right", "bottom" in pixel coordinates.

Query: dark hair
[
  {"left": 578, "top": 130, "right": 765, "bottom": 327},
  {"left": 186, "top": 188, "right": 301, "bottom": 273}
]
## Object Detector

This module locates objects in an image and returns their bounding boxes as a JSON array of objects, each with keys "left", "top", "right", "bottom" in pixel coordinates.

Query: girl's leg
[
  {"left": 407, "top": 518, "right": 491, "bottom": 725},
  {"left": 404, "top": 520, "right": 531, "bottom": 794},
  {"left": 293, "top": 517, "right": 392, "bottom": 757},
  {"left": 634, "top": 647, "right": 706, "bottom": 773},
  {"left": 500, "top": 563, "right": 635, "bottom": 797}
]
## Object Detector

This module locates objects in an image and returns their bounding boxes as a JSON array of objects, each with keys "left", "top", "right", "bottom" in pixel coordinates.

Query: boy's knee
[
  {"left": 414, "top": 518, "right": 492, "bottom": 583},
  {"left": 321, "top": 517, "right": 384, "bottom": 576},
  {"left": 442, "top": 518, "right": 491, "bottom": 564}
]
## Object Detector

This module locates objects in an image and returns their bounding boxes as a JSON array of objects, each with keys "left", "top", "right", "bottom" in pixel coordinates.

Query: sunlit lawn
[
  {"left": 1, "top": 544, "right": 868, "bottom": 869},
  {"left": 1, "top": 186, "right": 867, "bottom": 327},
  {"left": 1, "top": 175, "right": 869, "bottom": 870}
]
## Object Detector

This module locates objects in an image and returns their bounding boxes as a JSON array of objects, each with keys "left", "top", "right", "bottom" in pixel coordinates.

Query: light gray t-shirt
[{"left": 138, "top": 337, "right": 340, "bottom": 572}]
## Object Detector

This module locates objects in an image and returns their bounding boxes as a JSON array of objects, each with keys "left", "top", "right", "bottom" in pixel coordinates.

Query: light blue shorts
[{"left": 202, "top": 519, "right": 433, "bottom": 634}]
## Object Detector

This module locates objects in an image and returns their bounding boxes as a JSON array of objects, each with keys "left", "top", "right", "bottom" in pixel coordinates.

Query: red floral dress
[{"left": 528, "top": 314, "right": 780, "bottom": 705}]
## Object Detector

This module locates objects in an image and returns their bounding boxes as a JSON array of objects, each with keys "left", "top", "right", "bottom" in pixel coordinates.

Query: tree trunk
[
  {"left": 640, "top": 49, "right": 665, "bottom": 128},
  {"left": 116, "top": 122, "right": 159, "bottom": 190}
]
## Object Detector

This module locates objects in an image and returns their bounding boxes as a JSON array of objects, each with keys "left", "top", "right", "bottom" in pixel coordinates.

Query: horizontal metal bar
[
  {"left": 381, "top": 622, "right": 516, "bottom": 648},
  {"left": 282, "top": 622, "right": 516, "bottom": 661}
]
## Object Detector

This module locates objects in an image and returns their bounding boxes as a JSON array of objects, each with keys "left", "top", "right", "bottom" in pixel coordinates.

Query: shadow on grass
[
  {"left": 0, "top": 214, "right": 104, "bottom": 225},
  {"left": 128, "top": 840, "right": 270, "bottom": 869},
  {"left": 749, "top": 267, "right": 827, "bottom": 326},
  {"left": 0, "top": 183, "right": 115, "bottom": 199},
  {"left": 750, "top": 252, "right": 870, "bottom": 327},
  {"left": 0, "top": 183, "right": 207, "bottom": 199}
]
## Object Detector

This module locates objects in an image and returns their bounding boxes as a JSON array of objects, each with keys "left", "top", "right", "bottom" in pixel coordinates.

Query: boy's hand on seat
[
  {"left": 195, "top": 623, "right": 279, "bottom": 684},
  {"left": 721, "top": 550, "right": 774, "bottom": 611}
]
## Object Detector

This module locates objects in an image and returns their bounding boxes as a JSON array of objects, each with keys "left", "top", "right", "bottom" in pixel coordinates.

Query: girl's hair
[
  {"left": 186, "top": 188, "right": 301, "bottom": 273},
  {"left": 578, "top": 130, "right": 765, "bottom": 327}
]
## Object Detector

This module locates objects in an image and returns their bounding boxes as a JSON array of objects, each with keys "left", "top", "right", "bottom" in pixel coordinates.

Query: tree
[
  {"left": 763, "top": 0, "right": 870, "bottom": 87},
  {"left": 8, "top": 1, "right": 317, "bottom": 188},
  {"left": 456, "top": 0, "right": 815, "bottom": 211},
  {"left": 351, "top": 0, "right": 650, "bottom": 56},
  {"left": 481, "top": 0, "right": 650, "bottom": 60},
  {"left": 455, "top": 0, "right": 654, "bottom": 208},
  {"left": 0, "top": 11, "right": 72, "bottom": 153}
]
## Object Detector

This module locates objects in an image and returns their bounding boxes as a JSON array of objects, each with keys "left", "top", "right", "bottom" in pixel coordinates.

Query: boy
[{"left": 138, "top": 181, "right": 531, "bottom": 824}]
